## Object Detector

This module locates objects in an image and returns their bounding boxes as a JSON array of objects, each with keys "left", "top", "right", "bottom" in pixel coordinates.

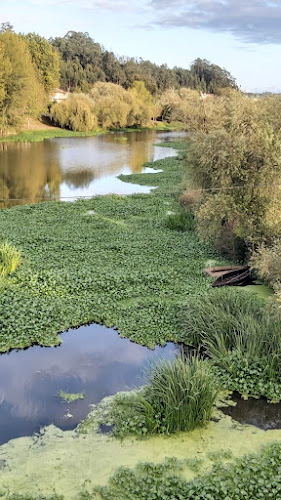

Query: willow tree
[
  {"left": 187, "top": 95, "right": 281, "bottom": 253},
  {"left": 90, "top": 82, "right": 133, "bottom": 129},
  {"left": 50, "top": 93, "right": 97, "bottom": 131},
  {"left": 129, "top": 80, "right": 153, "bottom": 127}
]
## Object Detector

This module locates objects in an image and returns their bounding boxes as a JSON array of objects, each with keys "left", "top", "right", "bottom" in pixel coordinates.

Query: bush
[
  {"left": 110, "top": 356, "right": 218, "bottom": 436},
  {"left": 251, "top": 240, "right": 281, "bottom": 286},
  {"left": 0, "top": 241, "right": 21, "bottom": 278},
  {"left": 178, "top": 288, "right": 281, "bottom": 400},
  {"left": 50, "top": 94, "right": 97, "bottom": 132}
]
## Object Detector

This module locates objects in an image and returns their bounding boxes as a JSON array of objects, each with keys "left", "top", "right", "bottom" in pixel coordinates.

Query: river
[{"left": 0, "top": 130, "right": 186, "bottom": 207}]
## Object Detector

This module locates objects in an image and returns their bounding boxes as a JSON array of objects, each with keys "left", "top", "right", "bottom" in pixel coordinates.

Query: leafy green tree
[
  {"left": 129, "top": 80, "right": 153, "bottom": 126},
  {"left": 50, "top": 31, "right": 105, "bottom": 91},
  {"left": 22, "top": 33, "right": 60, "bottom": 92},
  {"left": 190, "top": 58, "right": 237, "bottom": 93},
  {"left": 0, "top": 31, "right": 46, "bottom": 134},
  {"left": 188, "top": 95, "right": 281, "bottom": 248}
]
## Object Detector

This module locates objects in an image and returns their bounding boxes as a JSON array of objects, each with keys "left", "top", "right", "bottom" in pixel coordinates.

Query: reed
[
  {"left": 112, "top": 356, "right": 218, "bottom": 436},
  {"left": 178, "top": 288, "right": 281, "bottom": 399}
]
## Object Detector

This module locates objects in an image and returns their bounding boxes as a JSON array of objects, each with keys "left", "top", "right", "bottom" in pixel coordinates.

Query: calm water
[
  {"left": 222, "top": 392, "right": 281, "bottom": 430},
  {"left": 0, "top": 324, "right": 177, "bottom": 444},
  {"left": 0, "top": 131, "right": 186, "bottom": 207}
]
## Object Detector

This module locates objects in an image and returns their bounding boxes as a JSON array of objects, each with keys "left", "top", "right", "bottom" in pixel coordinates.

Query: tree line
[
  {"left": 0, "top": 22, "right": 237, "bottom": 135},
  {"left": 50, "top": 30, "right": 237, "bottom": 95}
]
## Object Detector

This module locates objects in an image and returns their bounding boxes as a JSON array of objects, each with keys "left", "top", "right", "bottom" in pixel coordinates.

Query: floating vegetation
[
  {"left": 165, "top": 206, "right": 195, "bottom": 231},
  {"left": 94, "top": 442, "right": 281, "bottom": 500},
  {"left": 58, "top": 390, "right": 85, "bottom": 403},
  {"left": 0, "top": 155, "right": 217, "bottom": 352}
]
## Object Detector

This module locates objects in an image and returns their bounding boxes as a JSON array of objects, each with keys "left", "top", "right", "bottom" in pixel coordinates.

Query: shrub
[
  {"left": 0, "top": 241, "right": 21, "bottom": 278},
  {"left": 179, "top": 188, "right": 201, "bottom": 208},
  {"left": 251, "top": 240, "right": 281, "bottom": 286},
  {"left": 110, "top": 356, "right": 218, "bottom": 437}
]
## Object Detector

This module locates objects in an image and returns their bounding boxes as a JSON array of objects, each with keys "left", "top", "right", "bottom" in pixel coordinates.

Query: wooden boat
[{"left": 204, "top": 265, "right": 251, "bottom": 288}]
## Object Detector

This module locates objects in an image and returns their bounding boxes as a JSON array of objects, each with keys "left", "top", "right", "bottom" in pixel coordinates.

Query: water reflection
[
  {"left": 0, "top": 323, "right": 177, "bottom": 444},
  {"left": 0, "top": 131, "right": 186, "bottom": 207},
  {"left": 222, "top": 392, "right": 281, "bottom": 430}
]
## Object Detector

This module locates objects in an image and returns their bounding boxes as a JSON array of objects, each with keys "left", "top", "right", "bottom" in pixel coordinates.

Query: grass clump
[
  {"left": 178, "top": 288, "right": 281, "bottom": 401},
  {"left": 165, "top": 207, "right": 195, "bottom": 232},
  {"left": 0, "top": 241, "right": 21, "bottom": 278},
  {"left": 110, "top": 356, "right": 218, "bottom": 437},
  {"left": 58, "top": 390, "right": 85, "bottom": 403},
  {"left": 93, "top": 442, "right": 281, "bottom": 500}
]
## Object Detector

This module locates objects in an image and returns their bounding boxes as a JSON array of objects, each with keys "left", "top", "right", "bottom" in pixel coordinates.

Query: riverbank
[{"left": 0, "top": 119, "right": 183, "bottom": 143}]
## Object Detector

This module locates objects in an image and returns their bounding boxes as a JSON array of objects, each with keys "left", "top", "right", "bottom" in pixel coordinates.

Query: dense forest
[
  {"left": 50, "top": 30, "right": 237, "bottom": 94},
  {"left": 0, "top": 22, "right": 237, "bottom": 135}
]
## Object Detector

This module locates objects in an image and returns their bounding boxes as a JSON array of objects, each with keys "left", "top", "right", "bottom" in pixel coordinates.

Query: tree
[
  {"left": 50, "top": 93, "right": 97, "bottom": 131},
  {"left": 190, "top": 58, "right": 237, "bottom": 94},
  {"left": 50, "top": 31, "right": 105, "bottom": 91},
  {"left": 0, "top": 31, "right": 46, "bottom": 134},
  {"left": 129, "top": 81, "right": 153, "bottom": 126},
  {"left": 23, "top": 33, "right": 60, "bottom": 92},
  {"left": 0, "top": 22, "right": 13, "bottom": 34},
  {"left": 187, "top": 95, "right": 281, "bottom": 251},
  {"left": 90, "top": 82, "right": 133, "bottom": 129}
]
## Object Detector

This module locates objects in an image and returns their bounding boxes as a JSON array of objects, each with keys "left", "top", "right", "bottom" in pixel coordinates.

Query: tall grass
[
  {"left": 111, "top": 356, "right": 218, "bottom": 436},
  {"left": 165, "top": 207, "right": 195, "bottom": 231},
  {"left": 178, "top": 289, "right": 281, "bottom": 399},
  {"left": 0, "top": 242, "right": 21, "bottom": 278}
]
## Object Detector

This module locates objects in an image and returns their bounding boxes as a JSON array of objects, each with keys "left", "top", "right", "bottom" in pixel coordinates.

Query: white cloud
[{"left": 149, "top": 0, "right": 281, "bottom": 44}]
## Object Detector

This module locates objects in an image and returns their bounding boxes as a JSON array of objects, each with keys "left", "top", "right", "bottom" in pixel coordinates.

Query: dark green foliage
[
  {"left": 93, "top": 442, "right": 281, "bottom": 499},
  {"left": 50, "top": 32, "right": 236, "bottom": 95},
  {"left": 190, "top": 58, "right": 237, "bottom": 93},
  {"left": 0, "top": 156, "right": 217, "bottom": 352},
  {"left": 178, "top": 288, "right": 281, "bottom": 401},
  {"left": 50, "top": 31, "right": 106, "bottom": 92},
  {"left": 165, "top": 207, "right": 195, "bottom": 232},
  {"left": 110, "top": 357, "right": 217, "bottom": 437}
]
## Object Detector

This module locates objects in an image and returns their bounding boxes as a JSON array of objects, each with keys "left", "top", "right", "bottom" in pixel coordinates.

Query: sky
[{"left": 1, "top": 0, "right": 281, "bottom": 93}]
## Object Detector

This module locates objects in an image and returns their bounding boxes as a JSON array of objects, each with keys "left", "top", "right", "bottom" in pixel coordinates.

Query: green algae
[
  {"left": 0, "top": 399, "right": 280, "bottom": 498},
  {"left": 58, "top": 391, "right": 85, "bottom": 403}
]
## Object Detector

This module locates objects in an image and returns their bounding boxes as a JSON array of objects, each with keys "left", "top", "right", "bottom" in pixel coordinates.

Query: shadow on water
[
  {"left": 221, "top": 392, "right": 281, "bottom": 430},
  {"left": 0, "top": 323, "right": 177, "bottom": 445}
]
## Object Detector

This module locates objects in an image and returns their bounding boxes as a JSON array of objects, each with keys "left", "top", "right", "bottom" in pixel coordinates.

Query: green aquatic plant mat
[
  {"left": 0, "top": 156, "right": 218, "bottom": 352},
  {"left": 94, "top": 442, "right": 281, "bottom": 499}
]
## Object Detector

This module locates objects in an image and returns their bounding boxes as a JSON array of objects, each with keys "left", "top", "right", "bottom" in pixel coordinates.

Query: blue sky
[{"left": 1, "top": 0, "right": 281, "bottom": 92}]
